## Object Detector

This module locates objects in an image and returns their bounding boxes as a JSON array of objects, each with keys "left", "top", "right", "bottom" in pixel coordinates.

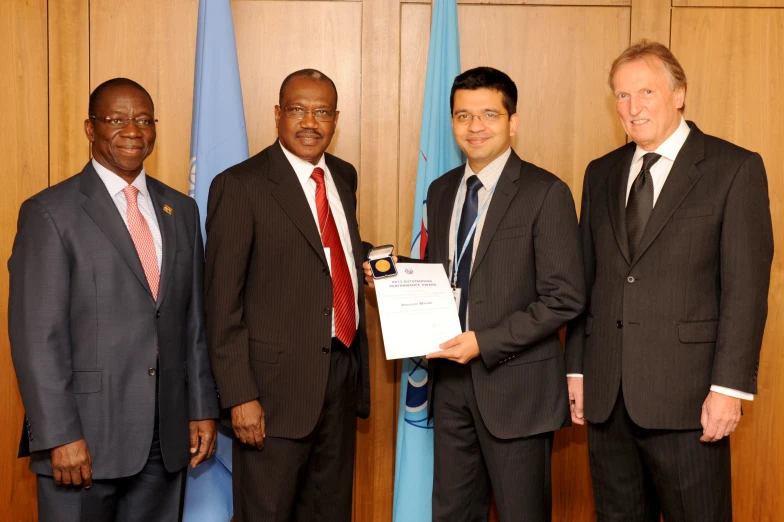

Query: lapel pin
[{"left": 163, "top": 204, "right": 173, "bottom": 215}]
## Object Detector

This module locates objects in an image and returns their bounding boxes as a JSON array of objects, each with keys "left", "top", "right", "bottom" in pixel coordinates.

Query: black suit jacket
[
  {"left": 425, "top": 151, "right": 585, "bottom": 439},
  {"left": 205, "top": 142, "right": 370, "bottom": 439},
  {"left": 566, "top": 122, "right": 774, "bottom": 430},
  {"left": 9, "top": 162, "right": 219, "bottom": 478}
]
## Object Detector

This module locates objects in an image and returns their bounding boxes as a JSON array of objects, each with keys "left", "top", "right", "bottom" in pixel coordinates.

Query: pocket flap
[
  {"left": 677, "top": 321, "right": 718, "bottom": 343},
  {"left": 71, "top": 371, "right": 102, "bottom": 394},
  {"left": 492, "top": 226, "right": 527, "bottom": 240},
  {"left": 673, "top": 204, "right": 714, "bottom": 220},
  {"left": 249, "top": 340, "right": 282, "bottom": 363},
  {"left": 506, "top": 343, "right": 562, "bottom": 366}
]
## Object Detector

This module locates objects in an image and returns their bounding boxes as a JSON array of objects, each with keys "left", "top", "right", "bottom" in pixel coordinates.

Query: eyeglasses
[
  {"left": 451, "top": 112, "right": 508, "bottom": 124},
  {"left": 279, "top": 106, "right": 337, "bottom": 122},
  {"left": 89, "top": 115, "right": 158, "bottom": 129}
]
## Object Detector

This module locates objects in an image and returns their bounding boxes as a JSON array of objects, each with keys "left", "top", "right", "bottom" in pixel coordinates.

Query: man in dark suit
[
  {"left": 566, "top": 41, "right": 773, "bottom": 522},
  {"left": 407, "top": 67, "right": 585, "bottom": 522},
  {"left": 205, "top": 69, "right": 370, "bottom": 522},
  {"left": 9, "top": 78, "right": 219, "bottom": 522}
]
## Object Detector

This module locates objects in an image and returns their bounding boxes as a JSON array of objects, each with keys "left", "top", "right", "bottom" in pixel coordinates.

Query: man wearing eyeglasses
[
  {"left": 9, "top": 77, "right": 219, "bottom": 522},
  {"left": 205, "top": 69, "right": 370, "bottom": 522},
  {"left": 422, "top": 67, "right": 585, "bottom": 521}
]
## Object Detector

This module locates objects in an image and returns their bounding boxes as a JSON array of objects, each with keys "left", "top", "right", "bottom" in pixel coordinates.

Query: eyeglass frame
[
  {"left": 451, "top": 111, "right": 509, "bottom": 125},
  {"left": 277, "top": 105, "right": 338, "bottom": 123},
  {"left": 89, "top": 115, "right": 158, "bottom": 129}
]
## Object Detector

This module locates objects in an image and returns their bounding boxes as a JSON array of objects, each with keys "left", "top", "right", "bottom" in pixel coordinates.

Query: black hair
[
  {"left": 450, "top": 67, "right": 517, "bottom": 115},
  {"left": 278, "top": 69, "right": 338, "bottom": 108},
  {"left": 89, "top": 78, "right": 154, "bottom": 116}
]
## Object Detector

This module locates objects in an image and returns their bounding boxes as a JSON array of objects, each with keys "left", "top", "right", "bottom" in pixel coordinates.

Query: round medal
[{"left": 375, "top": 259, "right": 391, "bottom": 272}]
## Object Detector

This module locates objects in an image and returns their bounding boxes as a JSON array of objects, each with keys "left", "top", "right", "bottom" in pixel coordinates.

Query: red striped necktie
[
  {"left": 311, "top": 168, "right": 355, "bottom": 347},
  {"left": 123, "top": 185, "right": 159, "bottom": 300}
]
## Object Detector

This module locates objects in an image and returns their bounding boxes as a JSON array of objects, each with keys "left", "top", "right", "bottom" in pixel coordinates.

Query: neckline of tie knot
[
  {"left": 466, "top": 174, "right": 483, "bottom": 192},
  {"left": 122, "top": 185, "right": 140, "bottom": 200},
  {"left": 311, "top": 167, "right": 325, "bottom": 184},
  {"left": 641, "top": 152, "right": 662, "bottom": 172}
]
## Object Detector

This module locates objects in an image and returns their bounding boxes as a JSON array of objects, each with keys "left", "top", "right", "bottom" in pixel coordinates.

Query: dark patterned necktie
[
  {"left": 627, "top": 153, "right": 661, "bottom": 260},
  {"left": 456, "top": 175, "right": 483, "bottom": 331}
]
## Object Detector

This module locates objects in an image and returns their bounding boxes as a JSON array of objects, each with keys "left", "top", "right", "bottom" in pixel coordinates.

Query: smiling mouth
[
  {"left": 297, "top": 133, "right": 322, "bottom": 143},
  {"left": 631, "top": 119, "right": 650, "bottom": 125}
]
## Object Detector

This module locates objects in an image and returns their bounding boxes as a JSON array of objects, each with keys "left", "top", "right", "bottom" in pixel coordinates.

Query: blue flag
[
  {"left": 184, "top": 0, "right": 248, "bottom": 520},
  {"left": 394, "top": 1, "right": 462, "bottom": 521}
]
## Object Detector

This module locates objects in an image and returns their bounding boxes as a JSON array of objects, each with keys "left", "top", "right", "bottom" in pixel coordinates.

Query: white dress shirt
[
  {"left": 279, "top": 143, "right": 360, "bottom": 337},
  {"left": 93, "top": 159, "right": 162, "bottom": 272},
  {"left": 569, "top": 119, "right": 752, "bottom": 401},
  {"left": 447, "top": 147, "right": 512, "bottom": 330}
]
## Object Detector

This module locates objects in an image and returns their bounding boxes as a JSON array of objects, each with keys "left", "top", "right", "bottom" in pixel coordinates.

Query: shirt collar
[
  {"left": 465, "top": 147, "right": 513, "bottom": 189},
  {"left": 632, "top": 117, "right": 691, "bottom": 166},
  {"left": 92, "top": 158, "right": 150, "bottom": 200},
  {"left": 278, "top": 141, "right": 328, "bottom": 184}
]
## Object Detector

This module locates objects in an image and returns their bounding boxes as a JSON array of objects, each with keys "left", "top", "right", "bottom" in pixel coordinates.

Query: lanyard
[{"left": 451, "top": 177, "right": 499, "bottom": 288}]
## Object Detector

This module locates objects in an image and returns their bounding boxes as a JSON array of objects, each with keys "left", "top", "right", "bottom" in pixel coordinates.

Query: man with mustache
[
  {"left": 405, "top": 67, "right": 584, "bottom": 521},
  {"left": 9, "top": 78, "right": 219, "bottom": 521},
  {"left": 205, "top": 69, "right": 370, "bottom": 522}
]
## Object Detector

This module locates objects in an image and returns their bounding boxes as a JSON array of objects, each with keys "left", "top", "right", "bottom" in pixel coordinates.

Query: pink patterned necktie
[
  {"left": 311, "top": 168, "right": 355, "bottom": 347},
  {"left": 123, "top": 185, "right": 160, "bottom": 300}
]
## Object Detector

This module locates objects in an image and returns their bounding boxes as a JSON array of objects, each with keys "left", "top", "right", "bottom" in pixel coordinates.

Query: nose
[
  {"left": 120, "top": 122, "right": 142, "bottom": 137},
  {"left": 468, "top": 114, "right": 486, "bottom": 132},
  {"left": 300, "top": 111, "right": 319, "bottom": 129},
  {"left": 628, "top": 95, "right": 641, "bottom": 116}
]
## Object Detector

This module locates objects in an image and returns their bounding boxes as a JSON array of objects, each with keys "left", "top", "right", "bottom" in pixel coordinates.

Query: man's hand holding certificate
[{"left": 373, "top": 263, "right": 462, "bottom": 360}]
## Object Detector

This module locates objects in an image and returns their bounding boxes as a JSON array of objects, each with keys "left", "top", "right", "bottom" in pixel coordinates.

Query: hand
[
  {"left": 700, "top": 391, "right": 742, "bottom": 442},
  {"left": 231, "top": 400, "right": 266, "bottom": 450},
  {"left": 188, "top": 419, "right": 217, "bottom": 467},
  {"left": 568, "top": 376, "right": 585, "bottom": 425},
  {"left": 363, "top": 256, "right": 399, "bottom": 287},
  {"left": 426, "top": 331, "right": 481, "bottom": 364},
  {"left": 50, "top": 439, "right": 92, "bottom": 488}
]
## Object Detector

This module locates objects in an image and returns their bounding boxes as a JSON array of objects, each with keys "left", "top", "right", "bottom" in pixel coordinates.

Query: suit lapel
[
  {"left": 436, "top": 171, "right": 462, "bottom": 276},
  {"left": 79, "top": 163, "right": 154, "bottom": 300},
  {"left": 632, "top": 124, "right": 706, "bottom": 264},
  {"left": 606, "top": 143, "right": 636, "bottom": 266},
  {"left": 147, "top": 178, "right": 176, "bottom": 305},
  {"left": 471, "top": 152, "right": 521, "bottom": 278},
  {"left": 268, "top": 143, "right": 328, "bottom": 267}
]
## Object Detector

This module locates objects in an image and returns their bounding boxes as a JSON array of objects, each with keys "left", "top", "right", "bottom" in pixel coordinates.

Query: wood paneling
[
  {"left": 675, "top": 0, "right": 784, "bottom": 6},
  {"left": 48, "top": 0, "right": 90, "bottom": 185},
  {"left": 0, "top": 1, "right": 50, "bottom": 520},
  {"left": 90, "top": 0, "right": 199, "bottom": 194},
  {"left": 673, "top": 9, "right": 784, "bottom": 520},
  {"left": 232, "top": 1, "right": 362, "bottom": 168},
  {"left": 630, "top": 0, "right": 670, "bottom": 45}
]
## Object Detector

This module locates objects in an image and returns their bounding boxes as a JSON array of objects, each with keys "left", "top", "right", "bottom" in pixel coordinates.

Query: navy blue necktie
[{"left": 455, "top": 175, "right": 483, "bottom": 331}]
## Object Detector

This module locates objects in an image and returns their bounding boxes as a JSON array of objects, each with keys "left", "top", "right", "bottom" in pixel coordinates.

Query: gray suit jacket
[
  {"left": 9, "top": 162, "right": 219, "bottom": 479},
  {"left": 566, "top": 122, "right": 774, "bottom": 430},
  {"left": 205, "top": 142, "right": 370, "bottom": 439},
  {"left": 425, "top": 151, "right": 585, "bottom": 439}
]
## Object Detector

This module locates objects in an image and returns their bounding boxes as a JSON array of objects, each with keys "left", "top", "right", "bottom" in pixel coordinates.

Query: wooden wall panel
[
  {"left": 676, "top": 0, "right": 784, "bottom": 6},
  {"left": 232, "top": 1, "right": 362, "bottom": 169},
  {"left": 0, "top": 1, "right": 50, "bottom": 520},
  {"left": 90, "top": 0, "right": 199, "bottom": 194},
  {"left": 672, "top": 9, "right": 784, "bottom": 520},
  {"left": 630, "top": 0, "right": 670, "bottom": 44},
  {"left": 48, "top": 0, "right": 90, "bottom": 185}
]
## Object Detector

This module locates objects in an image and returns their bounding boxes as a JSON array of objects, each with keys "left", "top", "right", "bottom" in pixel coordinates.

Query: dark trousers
[
  {"left": 233, "top": 341, "right": 358, "bottom": 522},
  {"left": 588, "top": 391, "right": 732, "bottom": 522},
  {"left": 432, "top": 361, "right": 554, "bottom": 522},
  {"left": 36, "top": 428, "right": 185, "bottom": 522}
]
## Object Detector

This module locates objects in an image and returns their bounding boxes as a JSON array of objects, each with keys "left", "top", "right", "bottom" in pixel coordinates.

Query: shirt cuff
[
  {"left": 566, "top": 374, "right": 584, "bottom": 378},
  {"left": 710, "top": 385, "right": 754, "bottom": 401}
]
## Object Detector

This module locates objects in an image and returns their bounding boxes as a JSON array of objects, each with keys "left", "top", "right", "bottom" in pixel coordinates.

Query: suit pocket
[
  {"left": 506, "top": 343, "right": 562, "bottom": 366},
  {"left": 71, "top": 371, "right": 102, "bottom": 394},
  {"left": 677, "top": 320, "right": 719, "bottom": 343},
  {"left": 673, "top": 204, "right": 714, "bottom": 220},
  {"left": 249, "top": 340, "right": 282, "bottom": 364},
  {"left": 492, "top": 226, "right": 527, "bottom": 240}
]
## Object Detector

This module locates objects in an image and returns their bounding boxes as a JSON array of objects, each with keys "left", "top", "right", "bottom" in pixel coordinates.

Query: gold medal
[{"left": 375, "top": 259, "right": 391, "bottom": 272}]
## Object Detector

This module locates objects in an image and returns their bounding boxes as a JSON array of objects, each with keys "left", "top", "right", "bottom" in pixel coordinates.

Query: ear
[
  {"left": 332, "top": 110, "right": 340, "bottom": 126},
  {"left": 674, "top": 86, "right": 686, "bottom": 110},
  {"left": 274, "top": 105, "right": 282, "bottom": 130},
  {"left": 84, "top": 119, "right": 95, "bottom": 142},
  {"left": 509, "top": 112, "right": 520, "bottom": 137}
]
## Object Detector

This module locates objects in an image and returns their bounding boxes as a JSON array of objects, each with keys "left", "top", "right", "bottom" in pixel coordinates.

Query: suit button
[
  {"left": 626, "top": 276, "right": 635, "bottom": 283},
  {"left": 156, "top": 310, "right": 161, "bottom": 318},
  {"left": 322, "top": 347, "right": 330, "bottom": 354},
  {"left": 616, "top": 320, "right": 623, "bottom": 329},
  {"left": 323, "top": 268, "right": 329, "bottom": 276},
  {"left": 148, "top": 368, "right": 156, "bottom": 377},
  {"left": 323, "top": 308, "right": 331, "bottom": 316}
]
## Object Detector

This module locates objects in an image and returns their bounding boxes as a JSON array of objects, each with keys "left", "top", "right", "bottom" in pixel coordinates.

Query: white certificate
[{"left": 374, "top": 263, "right": 463, "bottom": 360}]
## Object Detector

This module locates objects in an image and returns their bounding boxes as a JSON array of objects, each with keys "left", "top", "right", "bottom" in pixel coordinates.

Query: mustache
[{"left": 296, "top": 131, "right": 323, "bottom": 139}]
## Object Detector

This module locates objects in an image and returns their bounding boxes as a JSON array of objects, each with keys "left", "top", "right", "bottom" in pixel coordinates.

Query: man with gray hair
[{"left": 566, "top": 41, "right": 773, "bottom": 521}]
